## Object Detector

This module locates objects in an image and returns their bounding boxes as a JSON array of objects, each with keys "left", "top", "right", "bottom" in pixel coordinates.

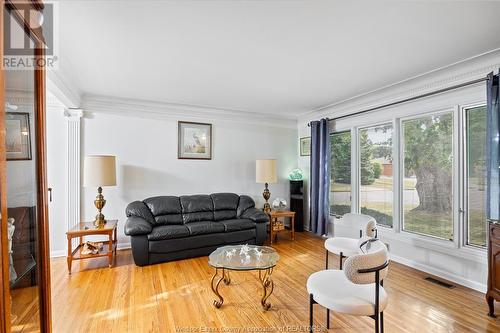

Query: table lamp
[
  {"left": 84, "top": 155, "right": 117, "bottom": 227},
  {"left": 256, "top": 159, "right": 277, "bottom": 213}
]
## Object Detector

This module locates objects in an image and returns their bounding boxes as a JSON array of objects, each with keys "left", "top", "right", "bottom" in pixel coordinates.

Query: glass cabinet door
[
  {"left": 5, "top": 13, "right": 41, "bottom": 333},
  {"left": 1, "top": 1, "right": 51, "bottom": 332}
]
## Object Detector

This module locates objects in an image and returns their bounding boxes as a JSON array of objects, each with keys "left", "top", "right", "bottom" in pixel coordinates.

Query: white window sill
[
  {"left": 334, "top": 220, "right": 487, "bottom": 265},
  {"left": 377, "top": 228, "right": 487, "bottom": 264}
]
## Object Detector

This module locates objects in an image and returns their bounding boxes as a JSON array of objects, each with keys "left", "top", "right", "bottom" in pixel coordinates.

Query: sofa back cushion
[
  {"left": 126, "top": 201, "right": 156, "bottom": 224},
  {"left": 180, "top": 195, "right": 214, "bottom": 223},
  {"left": 237, "top": 195, "right": 256, "bottom": 217},
  {"left": 211, "top": 193, "right": 239, "bottom": 221},
  {"left": 143, "top": 196, "right": 183, "bottom": 226}
]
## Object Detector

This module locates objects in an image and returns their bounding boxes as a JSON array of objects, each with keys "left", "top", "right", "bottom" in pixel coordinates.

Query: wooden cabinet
[{"left": 487, "top": 221, "right": 500, "bottom": 317}]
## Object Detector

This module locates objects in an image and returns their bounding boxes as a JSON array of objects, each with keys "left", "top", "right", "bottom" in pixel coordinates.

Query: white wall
[
  {"left": 46, "top": 99, "right": 68, "bottom": 257},
  {"left": 80, "top": 111, "right": 298, "bottom": 248},
  {"left": 298, "top": 50, "right": 500, "bottom": 292}
]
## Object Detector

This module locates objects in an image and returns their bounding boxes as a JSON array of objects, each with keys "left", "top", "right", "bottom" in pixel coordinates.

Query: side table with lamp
[{"left": 65, "top": 155, "right": 118, "bottom": 274}]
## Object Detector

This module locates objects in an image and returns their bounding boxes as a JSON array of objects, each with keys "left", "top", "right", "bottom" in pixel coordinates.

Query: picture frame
[
  {"left": 300, "top": 136, "right": 311, "bottom": 156},
  {"left": 6, "top": 112, "right": 32, "bottom": 161},
  {"left": 178, "top": 121, "right": 212, "bottom": 160}
]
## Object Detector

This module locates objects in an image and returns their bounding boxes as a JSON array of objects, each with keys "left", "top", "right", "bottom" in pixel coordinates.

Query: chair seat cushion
[
  {"left": 324, "top": 237, "right": 360, "bottom": 257},
  {"left": 307, "top": 270, "right": 388, "bottom": 316},
  {"left": 186, "top": 221, "right": 225, "bottom": 236},
  {"left": 219, "top": 219, "right": 255, "bottom": 232},
  {"left": 148, "top": 225, "right": 190, "bottom": 241}
]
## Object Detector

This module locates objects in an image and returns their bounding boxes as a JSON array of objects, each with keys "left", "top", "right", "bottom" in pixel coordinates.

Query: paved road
[{"left": 332, "top": 184, "right": 486, "bottom": 210}]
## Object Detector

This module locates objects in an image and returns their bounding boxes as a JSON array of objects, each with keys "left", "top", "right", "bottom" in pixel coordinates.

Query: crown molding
[
  {"left": 82, "top": 94, "right": 297, "bottom": 129},
  {"left": 47, "top": 68, "right": 82, "bottom": 108},
  {"left": 298, "top": 48, "right": 500, "bottom": 124}
]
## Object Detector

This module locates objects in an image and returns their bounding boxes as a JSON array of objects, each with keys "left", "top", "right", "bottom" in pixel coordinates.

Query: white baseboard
[
  {"left": 50, "top": 250, "right": 66, "bottom": 258},
  {"left": 117, "top": 242, "right": 131, "bottom": 250},
  {"left": 389, "top": 253, "right": 487, "bottom": 293}
]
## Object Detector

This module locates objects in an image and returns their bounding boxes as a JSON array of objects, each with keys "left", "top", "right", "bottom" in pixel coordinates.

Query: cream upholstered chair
[
  {"left": 324, "top": 213, "right": 377, "bottom": 269},
  {"left": 308, "top": 239, "right": 389, "bottom": 333}
]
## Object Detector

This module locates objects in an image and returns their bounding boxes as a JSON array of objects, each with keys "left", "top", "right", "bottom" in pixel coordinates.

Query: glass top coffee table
[{"left": 208, "top": 244, "right": 279, "bottom": 310}]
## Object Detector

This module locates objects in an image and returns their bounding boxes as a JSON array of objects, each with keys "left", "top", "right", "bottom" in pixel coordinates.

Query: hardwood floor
[{"left": 47, "top": 232, "right": 500, "bottom": 332}]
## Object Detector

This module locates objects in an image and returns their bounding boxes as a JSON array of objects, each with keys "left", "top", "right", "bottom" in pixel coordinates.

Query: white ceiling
[{"left": 57, "top": 0, "right": 500, "bottom": 117}]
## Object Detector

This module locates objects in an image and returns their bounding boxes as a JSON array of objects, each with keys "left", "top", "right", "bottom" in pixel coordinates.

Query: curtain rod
[{"left": 307, "top": 76, "right": 488, "bottom": 127}]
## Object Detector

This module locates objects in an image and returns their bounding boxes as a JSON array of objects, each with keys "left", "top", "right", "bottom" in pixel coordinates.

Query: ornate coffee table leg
[
  {"left": 211, "top": 268, "right": 225, "bottom": 308},
  {"left": 259, "top": 268, "right": 274, "bottom": 310},
  {"left": 223, "top": 269, "right": 231, "bottom": 285}
]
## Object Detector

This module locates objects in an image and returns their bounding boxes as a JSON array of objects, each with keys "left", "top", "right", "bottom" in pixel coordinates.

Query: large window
[
  {"left": 359, "top": 124, "right": 394, "bottom": 227},
  {"left": 330, "top": 131, "right": 352, "bottom": 215},
  {"left": 326, "top": 99, "right": 490, "bottom": 251},
  {"left": 402, "top": 112, "right": 454, "bottom": 240},
  {"left": 465, "top": 106, "right": 487, "bottom": 247}
]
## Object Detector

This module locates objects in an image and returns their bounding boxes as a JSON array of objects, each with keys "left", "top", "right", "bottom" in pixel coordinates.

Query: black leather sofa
[{"left": 124, "top": 193, "right": 269, "bottom": 266}]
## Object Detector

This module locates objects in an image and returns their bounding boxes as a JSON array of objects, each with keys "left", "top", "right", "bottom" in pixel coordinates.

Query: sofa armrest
[
  {"left": 241, "top": 208, "right": 269, "bottom": 223},
  {"left": 124, "top": 217, "right": 153, "bottom": 236}
]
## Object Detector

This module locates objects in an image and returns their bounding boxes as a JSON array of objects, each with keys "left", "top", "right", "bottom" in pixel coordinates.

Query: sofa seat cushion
[
  {"left": 148, "top": 229, "right": 256, "bottom": 254},
  {"left": 149, "top": 233, "right": 226, "bottom": 253},
  {"left": 219, "top": 219, "right": 255, "bottom": 232},
  {"left": 148, "top": 225, "right": 189, "bottom": 241},
  {"left": 186, "top": 221, "right": 225, "bottom": 236}
]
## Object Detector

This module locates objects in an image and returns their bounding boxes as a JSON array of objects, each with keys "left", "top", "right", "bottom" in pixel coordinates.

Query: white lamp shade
[
  {"left": 256, "top": 159, "right": 277, "bottom": 184},
  {"left": 84, "top": 155, "right": 117, "bottom": 187}
]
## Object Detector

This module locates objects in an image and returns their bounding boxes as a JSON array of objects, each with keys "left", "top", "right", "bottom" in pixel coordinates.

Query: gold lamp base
[
  {"left": 94, "top": 186, "right": 107, "bottom": 228},
  {"left": 262, "top": 183, "right": 271, "bottom": 214}
]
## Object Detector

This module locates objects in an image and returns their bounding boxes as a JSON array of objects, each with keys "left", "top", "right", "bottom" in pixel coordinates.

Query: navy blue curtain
[
  {"left": 487, "top": 71, "right": 500, "bottom": 221},
  {"left": 310, "top": 119, "right": 331, "bottom": 236}
]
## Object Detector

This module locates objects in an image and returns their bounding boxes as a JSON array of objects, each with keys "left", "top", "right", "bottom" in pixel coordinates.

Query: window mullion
[
  {"left": 393, "top": 118, "right": 401, "bottom": 234},
  {"left": 453, "top": 105, "right": 461, "bottom": 248},
  {"left": 352, "top": 127, "right": 359, "bottom": 214}
]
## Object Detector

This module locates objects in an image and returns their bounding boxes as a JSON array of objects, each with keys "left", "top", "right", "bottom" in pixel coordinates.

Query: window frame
[
  {"left": 461, "top": 103, "right": 488, "bottom": 249},
  {"left": 329, "top": 129, "right": 354, "bottom": 216},
  {"left": 356, "top": 121, "right": 396, "bottom": 228},
  {"left": 398, "top": 108, "right": 457, "bottom": 242}
]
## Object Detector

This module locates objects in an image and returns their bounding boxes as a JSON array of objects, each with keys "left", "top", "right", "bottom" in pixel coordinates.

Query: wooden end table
[
  {"left": 66, "top": 220, "right": 118, "bottom": 274},
  {"left": 267, "top": 211, "right": 295, "bottom": 245}
]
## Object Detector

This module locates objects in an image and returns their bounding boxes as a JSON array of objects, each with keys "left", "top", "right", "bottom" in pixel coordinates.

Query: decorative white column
[{"left": 64, "top": 108, "right": 83, "bottom": 249}]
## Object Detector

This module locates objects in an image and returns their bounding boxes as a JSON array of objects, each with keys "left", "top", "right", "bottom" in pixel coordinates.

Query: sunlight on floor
[{"left": 91, "top": 309, "right": 124, "bottom": 320}]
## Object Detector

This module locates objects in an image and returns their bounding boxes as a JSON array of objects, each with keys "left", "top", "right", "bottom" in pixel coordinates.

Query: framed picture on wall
[
  {"left": 6, "top": 112, "right": 31, "bottom": 161},
  {"left": 178, "top": 121, "right": 212, "bottom": 159},
  {"left": 300, "top": 136, "right": 311, "bottom": 156}
]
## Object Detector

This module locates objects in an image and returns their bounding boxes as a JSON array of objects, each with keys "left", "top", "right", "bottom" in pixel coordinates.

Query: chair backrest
[
  {"left": 343, "top": 239, "right": 388, "bottom": 284},
  {"left": 342, "top": 213, "right": 377, "bottom": 237}
]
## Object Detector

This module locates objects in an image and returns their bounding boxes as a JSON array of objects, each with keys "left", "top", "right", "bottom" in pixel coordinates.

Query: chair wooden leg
[
  {"left": 380, "top": 312, "right": 384, "bottom": 333},
  {"left": 326, "top": 309, "right": 330, "bottom": 329},
  {"left": 309, "top": 294, "right": 314, "bottom": 331},
  {"left": 325, "top": 249, "right": 329, "bottom": 269}
]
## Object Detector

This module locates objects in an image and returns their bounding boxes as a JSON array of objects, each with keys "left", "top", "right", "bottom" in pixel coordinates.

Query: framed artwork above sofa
[{"left": 178, "top": 121, "right": 212, "bottom": 160}]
